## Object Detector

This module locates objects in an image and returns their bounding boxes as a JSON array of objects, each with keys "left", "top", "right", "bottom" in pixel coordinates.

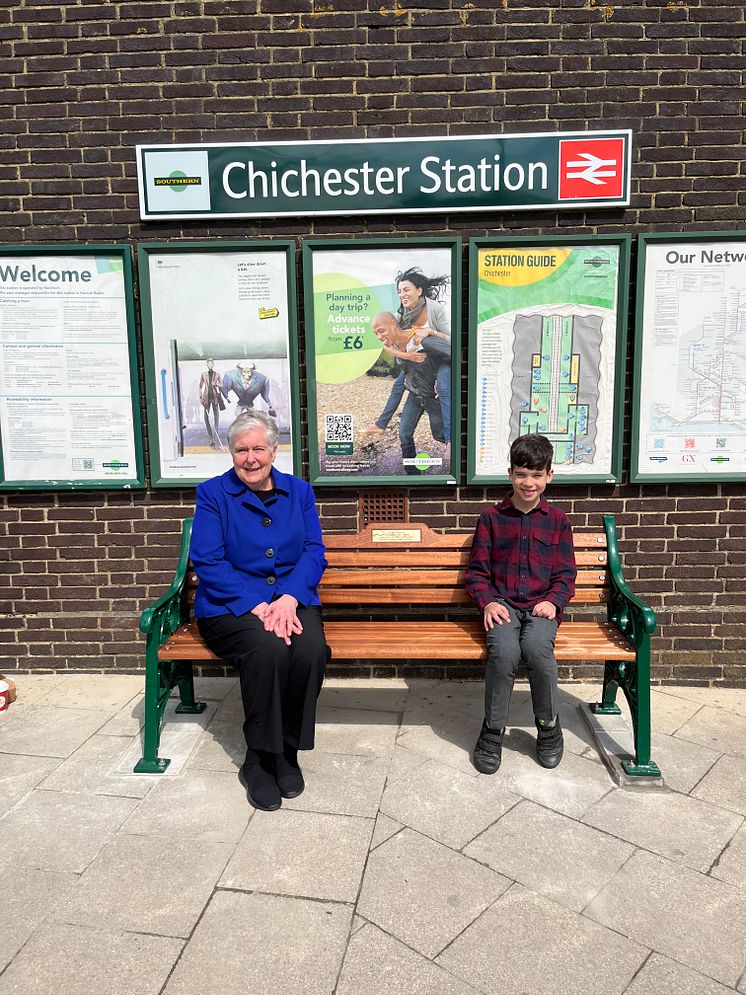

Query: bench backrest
[
  {"left": 185, "top": 520, "right": 610, "bottom": 609},
  {"left": 322, "top": 521, "right": 609, "bottom": 606}
]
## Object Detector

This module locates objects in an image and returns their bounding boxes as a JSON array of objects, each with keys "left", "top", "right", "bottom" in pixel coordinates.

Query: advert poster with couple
[{"left": 304, "top": 238, "right": 460, "bottom": 486}]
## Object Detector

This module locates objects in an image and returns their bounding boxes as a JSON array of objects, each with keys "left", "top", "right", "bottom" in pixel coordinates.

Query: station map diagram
[{"left": 509, "top": 312, "right": 602, "bottom": 466}]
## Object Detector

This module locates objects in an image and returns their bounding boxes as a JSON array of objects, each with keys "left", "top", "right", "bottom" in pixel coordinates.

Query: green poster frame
[
  {"left": 137, "top": 240, "right": 300, "bottom": 488},
  {"left": 302, "top": 236, "right": 462, "bottom": 487},
  {"left": 631, "top": 231, "right": 746, "bottom": 483},
  {"left": 466, "top": 234, "right": 630, "bottom": 485},
  {"left": 0, "top": 244, "right": 145, "bottom": 491}
]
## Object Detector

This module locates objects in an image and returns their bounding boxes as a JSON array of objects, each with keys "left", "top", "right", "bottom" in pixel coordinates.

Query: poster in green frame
[
  {"left": 631, "top": 231, "right": 746, "bottom": 482},
  {"left": 467, "top": 235, "right": 630, "bottom": 484},
  {"left": 137, "top": 240, "right": 300, "bottom": 487},
  {"left": 0, "top": 244, "right": 144, "bottom": 491},
  {"left": 303, "top": 237, "right": 461, "bottom": 486}
]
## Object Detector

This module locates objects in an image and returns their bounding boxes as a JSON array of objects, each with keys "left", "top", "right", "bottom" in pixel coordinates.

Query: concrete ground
[{"left": 1, "top": 674, "right": 745, "bottom": 995}]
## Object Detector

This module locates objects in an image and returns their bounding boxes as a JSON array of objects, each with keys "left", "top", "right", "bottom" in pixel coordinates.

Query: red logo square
[{"left": 559, "top": 137, "right": 626, "bottom": 200}]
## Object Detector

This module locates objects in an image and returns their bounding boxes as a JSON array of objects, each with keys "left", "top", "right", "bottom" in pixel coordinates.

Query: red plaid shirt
[{"left": 465, "top": 495, "right": 576, "bottom": 623}]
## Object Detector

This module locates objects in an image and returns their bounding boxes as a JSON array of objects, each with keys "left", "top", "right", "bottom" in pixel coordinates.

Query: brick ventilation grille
[{"left": 359, "top": 491, "right": 409, "bottom": 525}]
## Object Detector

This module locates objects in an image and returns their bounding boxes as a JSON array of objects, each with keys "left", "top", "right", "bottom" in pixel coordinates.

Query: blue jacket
[{"left": 190, "top": 467, "right": 327, "bottom": 619}]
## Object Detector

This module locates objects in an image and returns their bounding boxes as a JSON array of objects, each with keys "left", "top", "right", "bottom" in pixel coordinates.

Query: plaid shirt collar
[{"left": 497, "top": 493, "right": 550, "bottom": 516}]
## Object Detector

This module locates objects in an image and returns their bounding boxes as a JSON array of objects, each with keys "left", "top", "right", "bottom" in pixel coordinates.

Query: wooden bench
[{"left": 135, "top": 515, "right": 661, "bottom": 779}]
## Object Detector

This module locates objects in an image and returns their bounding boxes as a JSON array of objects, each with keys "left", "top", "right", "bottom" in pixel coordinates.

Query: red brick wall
[{"left": 1, "top": 1, "right": 744, "bottom": 683}]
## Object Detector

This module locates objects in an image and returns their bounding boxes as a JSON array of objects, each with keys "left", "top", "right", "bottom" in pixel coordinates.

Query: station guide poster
[
  {"left": 631, "top": 232, "right": 746, "bottom": 482},
  {"left": 467, "top": 235, "right": 630, "bottom": 484},
  {"left": 0, "top": 245, "right": 144, "bottom": 491},
  {"left": 137, "top": 240, "right": 299, "bottom": 487},
  {"left": 302, "top": 237, "right": 461, "bottom": 486}
]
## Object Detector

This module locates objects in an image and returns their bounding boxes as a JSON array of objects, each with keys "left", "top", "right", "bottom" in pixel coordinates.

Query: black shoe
[
  {"left": 536, "top": 715, "right": 564, "bottom": 769},
  {"left": 275, "top": 744, "right": 304, "bottom": 799},
  {"left": 239, "top": 751, "right": 281, "bottom": 811},
  {"left": 473, "top": 721, "right": 504, "bottom": 774}
]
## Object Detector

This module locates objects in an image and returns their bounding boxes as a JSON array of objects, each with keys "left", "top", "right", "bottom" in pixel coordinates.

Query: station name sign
[{"left": 136, "top": 130, "right": 631, "bottom": 221}]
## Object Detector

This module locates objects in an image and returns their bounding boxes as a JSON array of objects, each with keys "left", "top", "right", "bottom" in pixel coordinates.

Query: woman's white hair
[{"left": 227, "top": 410, "right": 278, "bottom": 452}]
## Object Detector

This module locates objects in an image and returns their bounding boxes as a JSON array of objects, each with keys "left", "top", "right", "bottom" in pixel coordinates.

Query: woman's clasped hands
[{"left": 252, "top": 594, "right": 303, "bottom": 645}]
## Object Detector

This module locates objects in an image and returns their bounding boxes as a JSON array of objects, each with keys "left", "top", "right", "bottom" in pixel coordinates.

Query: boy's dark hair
[{"left": 510, "top": 433, "right": 554, "bottom": 472}]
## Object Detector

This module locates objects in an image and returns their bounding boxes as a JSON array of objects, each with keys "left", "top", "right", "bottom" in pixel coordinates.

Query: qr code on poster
[{"left": 325, "top": 413, "right": 353, "bottom": 442}]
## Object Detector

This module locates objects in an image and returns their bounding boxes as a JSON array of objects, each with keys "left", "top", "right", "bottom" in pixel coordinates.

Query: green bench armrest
[{"left": 139, "top": 518, "right": 194, "bottom": 637}]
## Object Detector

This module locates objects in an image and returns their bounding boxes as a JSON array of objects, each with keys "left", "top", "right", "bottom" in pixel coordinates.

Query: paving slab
[
  {"left": 623, "top": 952, "right": 737, "bottom": 995},
  {"left": 337, "top": 923, "right": 482, "bottom": 995},
  {"left": 674, "top": 706, "right": 746, "bottom": 757},
  {"left": 0, "top": 789, "right": 138, "bottom": 873},
  {"left": 0, "top": 865, "right": 78, "bottom": 973},
  {"left": 371, "top": 811, "right": 403, "bottom": 849},
  {"left": 692, "top": 753, "right": 746, "bottom": 816},
  {"left": 642, "top": 730, "right": 720, "bottom": 794},
  {"left": 0, "top": 923, "right": 183, "bottom": 995},
  {"left": 32, "top": 674, "right": 143, "bottom": 710},
  {"left": 122, "top": 768, "right": 251, "bottom": 843},
  {"left": 187, "top": 719, "right": 245, "bottom": 771},
  {"left": 211, "top": 686, "right": 244, "bottom": 723},
  {"left": 281, "top": 751, "right": 389, "bottom": 818},
  {"left": 488, "top": 736, "right": 614, "bottom": 819},
  {"left": 220, "top": 808, "right": 372, "bottom": 903},
  {"left": 438, "top": 883, "right": 647, "bottom": 995},
  {"left": 658, "top": 685, "right": 746, "bottom": 718},
  {"left": 163, "top": 891, "right": 352, "bottom": 995},
  {"left": 585, "top": 849, "right": 746, "bottom": 987},
  {"left": 38, "top": 734, "right": 154, "bottom": 799},
  {"left": 55, "top": 834, "right": 234, "bottom": 938},
  {"left": 0, "top": 705, "right": 114, "bottom": 758},
  {"left": 582, "top": 786, "right": 742, "bottom": 873},
  {"left": 318, "top": 683, "right": 411, "bottom": 712},
  {"left": 0, "top": 674, "right": 64, "bottom": 706},
  {"left": 380, "top": 757, "right": 520, "bottom": 849},
  {"left": 387, "top": 743, "right": 431, "bottom": 784},
  {"left": 397, "top": 702, "right": 476, "bottom": 775},
  {"left": 464, "top": 799, "right": 633, "bottom": 912},
  {"left": 357, "top": 827, "right": 511, "bottom": 958},
  {"left": 193, "top": 676, "right": 237, "bottom": 700},
  {"left": 648, "top": 689, "right": 705, "bottom": 735},
  {"left": 0, "top": 752, "right": 60, "bottom": 818},
  {"left": 97, "top": 694, "right": 145, "bottom": 737},
  {"left": 314, "top": 706, "right": 400, "bottom": 757},
  {"left": 710, "top": 822, "right": 746, "bottom": 887}
]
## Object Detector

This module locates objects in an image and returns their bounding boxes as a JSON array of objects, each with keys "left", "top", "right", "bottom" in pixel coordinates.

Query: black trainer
[
  {"left": 275, "top": 744, "right": 304, "bottom": 799},
  {"left": 472, "top": 721, "right": 504, "bottom": 774},
  {"left": 536, "top": 715, "right": 564, "bottom": 769},
  {"left": 239, "top": 751, "right": 281, "bottom": 811}
]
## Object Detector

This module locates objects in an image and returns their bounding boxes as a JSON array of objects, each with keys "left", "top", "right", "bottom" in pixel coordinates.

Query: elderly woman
[{"left": 190, "top": 410, "right": 329, "bottom": 812}]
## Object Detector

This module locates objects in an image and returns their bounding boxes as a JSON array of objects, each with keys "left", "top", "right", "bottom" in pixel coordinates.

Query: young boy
[{"left": 465, "top": 434, "right": 576, "bottom": 773}]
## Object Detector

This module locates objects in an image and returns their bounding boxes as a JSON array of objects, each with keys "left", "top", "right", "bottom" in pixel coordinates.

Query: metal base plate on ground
[{"left": 578, "top": 702, "right": 668, "bottom": 791}]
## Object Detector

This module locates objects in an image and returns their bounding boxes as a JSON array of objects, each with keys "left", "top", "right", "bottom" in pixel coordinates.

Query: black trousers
[{"left": 197, "top": 606, "right": 328, "bottom": 755}]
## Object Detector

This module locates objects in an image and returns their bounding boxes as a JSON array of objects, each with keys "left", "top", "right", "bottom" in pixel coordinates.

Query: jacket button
[
  {"left": 265, "top": 548, "right": 275, "bottom": 558},
  {"left": 262, "top": 518, "right": 271, "bottom": 527},
  {"left": 267, "top": 576, "right": 276, "bottom": 585}
]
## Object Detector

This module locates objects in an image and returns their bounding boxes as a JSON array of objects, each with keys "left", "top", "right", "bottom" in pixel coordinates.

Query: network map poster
[
  {"left": 0, "top": 245, "right": 144, "bottom": 491},
  {"left": 138, "top": 241, "right": 299, "bottom": 487},
  {"left": 303, "top": 237, "right": 461, "bottom": 486},
  {"left": 632, "top": 232, "right": 746, "bottom": 482},
  {"left": 467, "top": 236, "right": 630, "bottom": 485}
]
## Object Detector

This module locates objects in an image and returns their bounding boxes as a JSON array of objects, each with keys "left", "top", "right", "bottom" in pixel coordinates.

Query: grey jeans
[{"left": 484, "top": 603, "right": 559, "bottom": 730}]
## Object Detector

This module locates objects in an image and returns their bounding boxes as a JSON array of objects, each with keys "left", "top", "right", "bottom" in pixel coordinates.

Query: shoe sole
[
  {"left": 238, "top": 766, "right": 281, "bottom": 812},
  {"left": 279, "top": 783, "right": 304, "bottom": 799}
]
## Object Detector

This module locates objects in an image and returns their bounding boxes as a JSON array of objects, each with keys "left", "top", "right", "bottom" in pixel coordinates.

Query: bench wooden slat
[
  {"left": 159, "top": 620, "right": 636, "bottom": 663},
  {"left": 319, "top": 588, "right": 608, "bottom": 604},
  {"left": 322, "top": 568, "right": 608, "bottom": 588}
]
